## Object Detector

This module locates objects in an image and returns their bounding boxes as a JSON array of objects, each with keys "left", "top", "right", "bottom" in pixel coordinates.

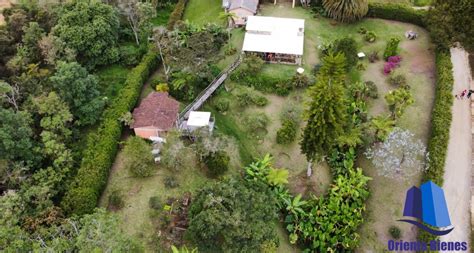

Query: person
[
  {"left": 455, "top": 94, "right": 459, "bottom": 99},
  {"left": 461, "top": 89, "right": 467, "bottom": 99},
  {"left": 468, "top": 89, "right": 474, "bottom": 99}
]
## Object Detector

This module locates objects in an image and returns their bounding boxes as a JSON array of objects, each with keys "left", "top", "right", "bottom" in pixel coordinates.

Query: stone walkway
[{"left": 440, "top": 47, "right": 472, "bottom": 251}]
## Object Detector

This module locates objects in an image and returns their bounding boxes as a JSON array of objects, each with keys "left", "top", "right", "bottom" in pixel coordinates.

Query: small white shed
[{"left": 180, "top": 111, "right": 215, "bottom": 134}]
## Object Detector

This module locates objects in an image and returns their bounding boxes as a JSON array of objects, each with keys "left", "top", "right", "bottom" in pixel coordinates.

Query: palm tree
[
  {"left": 323, "top": 0, "right": 369, "bottom": 23},
  {"left": 219, "top": 11, "right": 238, "bottom": 28}
]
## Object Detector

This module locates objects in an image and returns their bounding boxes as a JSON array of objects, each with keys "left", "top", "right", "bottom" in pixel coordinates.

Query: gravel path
[{"left": 440, "top": 47, "right": 472, "bottom": 250}]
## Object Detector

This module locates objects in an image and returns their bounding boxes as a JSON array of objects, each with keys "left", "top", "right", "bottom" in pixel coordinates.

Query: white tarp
[
  {"left": 243, "top": 16, "right": 305, "bottom": 56},
  {"left": 187, "top": 111, "right": 211, "bottom": 127}
]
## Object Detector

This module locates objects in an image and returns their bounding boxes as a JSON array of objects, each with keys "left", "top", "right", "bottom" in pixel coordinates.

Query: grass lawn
[
  {"left": 151, "top": 4, "right": 175, "bottom": 26},
  {"left": 183, "top": 0, "right": 222, "bottom": 26},
  {"left": 95, "top": 64, "right": 130, "bottom": 100}
]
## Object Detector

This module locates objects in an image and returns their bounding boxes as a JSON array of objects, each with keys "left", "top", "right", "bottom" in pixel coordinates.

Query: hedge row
[
  {"left": 422, "top": 52, "right": 454, "bottom": 186},
  {"left": 61, "top": 47, "right": 160, "bottom": 215},
  {"left": 167, "top": 0, "right": 188, "bottom": 30},
  {"left": 367, "top": 3, "right": 427, "bottom": 28}
]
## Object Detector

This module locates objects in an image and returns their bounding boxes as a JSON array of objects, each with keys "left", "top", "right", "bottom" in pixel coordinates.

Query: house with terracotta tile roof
[{"left": 131, "top": 92, "right": 180, "bottom": 139}]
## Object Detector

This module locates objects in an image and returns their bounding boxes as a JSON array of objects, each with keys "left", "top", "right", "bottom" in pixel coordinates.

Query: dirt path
[{"left": 440, "top": 47, "right": 472, "bottom": 249}]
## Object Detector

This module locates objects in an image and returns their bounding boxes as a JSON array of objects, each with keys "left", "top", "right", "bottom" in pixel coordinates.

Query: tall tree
[
  {"left": 21, "top": 22, "right": 45, "bottom": 63},
  {"left": 322, "top": 0, "right": 368, "bottom": 23},
  {"left": 300, "top": 53, "right": 348, "bottom": 161},
  {"left": 427, "top": 0, "right": 474, "bottom": 51},
  {"left": 53, "top": 1, "right": 120, "bottom": 68},
  {"left": 122, "top": 1, "right": 156, "bottom": 45},
  {"left": 0, "top": 108, "right": 36, "bottom": 164},
  {"left": 49, "top": 61, "right": 104, "bottom": 126}
]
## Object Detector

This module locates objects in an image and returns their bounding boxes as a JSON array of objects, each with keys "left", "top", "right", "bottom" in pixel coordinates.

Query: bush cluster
[
  {"left": 367, "top": 3, "right": 427, "bottom": 28},
  {"left": 235, "top": 87, "right": 269, "bottom": 107},
  {"left": 276, "top": 119, "right": 297, "bottom": 144},
  {"left": 61, "top": 47, "right": 160, "bottom": 215},
  {"left": 384, "top": 38, "right": 401, "bottom": 60},
  {"left": 167, "top": 0, "right": 188, "bottom": 30},
  {"left": 213, "top": 97, "right": 230, "bottom": 112},
  {"left": 231, "top": 70, "right": 290, "bottom": 95},
  {"left": 204, "top": 151, "right": 230, "bottom": 177},
  {"left": 423, "top": 52, "right": 453, "bottom": 186},
  {"left": 119, "top": 44, "right": 146, "bottom": 66}
]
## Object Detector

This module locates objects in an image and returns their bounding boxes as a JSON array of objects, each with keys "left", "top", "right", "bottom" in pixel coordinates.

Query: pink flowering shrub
[{"left": 383, "top": 55, "right": 402, "bottom": 75}]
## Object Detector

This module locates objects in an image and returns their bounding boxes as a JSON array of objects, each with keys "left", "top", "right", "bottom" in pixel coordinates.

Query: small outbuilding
[
  {"left": 131, "top": 92, "right": 179, "bottom": 139},
  {"left": 242, "top": 16, "right": 305, "bottom": 65},
  {"left": 222, "top": 0, "right": 259, "bottom": 26},
  {"left": 179, "top": 111, "right": 215, "bottom": 135}
]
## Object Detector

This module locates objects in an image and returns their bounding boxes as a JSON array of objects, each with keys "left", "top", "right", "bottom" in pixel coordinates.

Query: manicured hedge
[
  {"left": 167, "top": 0, "right": 188, "bottom": 30},
  {"left": 367, "top": 3, "right": 427, "bottom": 28},
  {"left": 61, "top": 47, "right": 160, "bottom": 215},
  {"left": 423, "top": 52, "right": 453, "bottom": 186}
]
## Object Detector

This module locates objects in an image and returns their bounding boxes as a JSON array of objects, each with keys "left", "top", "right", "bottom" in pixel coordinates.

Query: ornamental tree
[
  {"left": 323, "top": 0, "right": 368, "bottom": 23},
  {"left": 365, "top": 128, "right": 428, "bottom": 180},
  {"left": 300, "top": 53, "right": 348, "bottom": 161},
  {"left": 385, "top": 87, "right": 414, "bottom": 120}
]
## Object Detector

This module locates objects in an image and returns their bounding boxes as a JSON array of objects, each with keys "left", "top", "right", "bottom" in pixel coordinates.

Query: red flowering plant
[{"left": 383, "top": 55, "right": 402, "bottom": 75}]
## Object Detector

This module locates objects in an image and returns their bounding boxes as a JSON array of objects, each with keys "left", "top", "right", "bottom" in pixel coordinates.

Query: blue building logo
[{"left": 398, "top": 181, "right": 454, "bottom": 236}]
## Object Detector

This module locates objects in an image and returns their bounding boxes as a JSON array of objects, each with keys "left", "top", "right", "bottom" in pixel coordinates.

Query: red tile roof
[{"left": 131, "top": 92, "right": 179, "bottom": 130}]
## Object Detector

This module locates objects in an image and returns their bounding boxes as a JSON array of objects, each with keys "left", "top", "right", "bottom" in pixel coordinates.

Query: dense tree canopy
[
  {"left": 53, "top": 1, "right": 120, "bottom": 67},
  {"left": 49, "top": 61, "right": 104, "bottom": 126},
  {"left": 0, "top": 108, "right": 36, "bottom": 164},
  {"left": 186, "top": 178, "right": 279, "bottom": 252},
  {"left": 427, "top": 0, "right": 474, "bottom": 51}
]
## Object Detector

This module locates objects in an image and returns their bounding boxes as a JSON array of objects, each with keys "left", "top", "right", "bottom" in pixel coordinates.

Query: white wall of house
[{"left": 134, "top": 127, "right": 162, "bottom": 139}]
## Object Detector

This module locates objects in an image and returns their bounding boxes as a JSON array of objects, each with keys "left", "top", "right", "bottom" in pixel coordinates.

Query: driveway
[{"left": 440, "top": 47, "right": 472, "bottom": 251}]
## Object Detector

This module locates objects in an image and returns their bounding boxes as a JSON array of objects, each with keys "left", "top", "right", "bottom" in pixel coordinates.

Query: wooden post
[
  {"left": 292, "top": 0, "right": 295, "bottom": 8},
  {"left": 274, "top": 0, "right": 277, "bottom": 5}
]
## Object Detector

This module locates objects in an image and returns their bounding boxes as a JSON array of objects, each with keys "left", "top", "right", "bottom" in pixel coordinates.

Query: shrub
[
  {"left": 368, "top": 51, "right": 379, "bottom": 63},
  {"left": 167, "top": 0, "right": 189, "bottom": 30},
  {"left": 61, "top": 47, "right": 160, "bottom": 215},
  {"left": 280, "top": 103, "right": 302, "bottom": 123},
  {"left": 389, "top": 226, "right": 402, "bottom": 239},
  {"left": 365, "top": 81, "right": 378, "bottom": 99},
  {"left": 367, "top": 3, "right": 427, "bottom": 28},
  {"left": 384, "top": 38, "right": 401, "bottom": 60},
  {"left": 356, "top": 62, "right": 366, "bottom": 71},
  {"left": 252, "top": 95, "right": 269, "bottom": 107},
  {"left": 213, "top": 97, "right": 230, "bottom": 112},
  {"left": 164, "top": 176, "right": 179, "bottom": 189},
  {"left": 290, "top": 73, "right": 311, "bottom": 88},
  {"left": 155, "top": 83, "right": 169, "bottom": 92},
  {"left": 149, "top": 196, "right": 162, "bottom": 210},
  {"left": 204, "top": 151, "right": 230, "bottom": 177},
  {"left": 235, "top": 87, "right": 268, "bottom": 107},
  {"left": 423, "top": 52, "right": 453, "bottom": 186},
  {"left": 383, "top": 56, "right": 402, "bottom": 75},
  {"left": 358, "top": 27, "right": 367, "bottom": 34},
  {"left": 119, "top": 44, "right": 145, "bottom": 66},
  {"left": 225, "top": 46, "right": 237, "bottom": 56},
  {"left": 123, "top": 136, "right": 156, "bottom": 177},
  {"left": 364, "top": 31, "right": 377, "bottom": 43},
  {"left": 243, "top": 112, "right": 269, "bottom": 131},
  {"left": 108, "top": 190, "right": 124, "bottom": 210},
  {"left": 329, "top": 37, "right": 358, "bottom": 70},
  {"left": 276, "top": 120, "right": 298, "bottom": 144},
  {"left": 388, "top": 73, "right": 408, "bottom": 88},
  {"left": 385, "top": 87, "right": 414, "bottom": 119}
]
